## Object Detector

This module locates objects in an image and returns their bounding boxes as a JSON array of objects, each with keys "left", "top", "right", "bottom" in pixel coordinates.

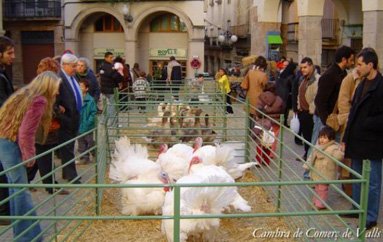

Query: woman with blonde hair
[
  {"left": 0, "top": 71, "right": 61, "bottom": 241},
  {"left": 27, "top": 57, "right": 69, "bottom": 195}
]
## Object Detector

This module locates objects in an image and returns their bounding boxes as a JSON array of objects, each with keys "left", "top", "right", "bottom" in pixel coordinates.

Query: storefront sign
[
  {"left": 149, "top": 48, "right": 187, "bottom": 59},
  {"left": 94, "top": 48, "right": 125, "bottom": 59}
]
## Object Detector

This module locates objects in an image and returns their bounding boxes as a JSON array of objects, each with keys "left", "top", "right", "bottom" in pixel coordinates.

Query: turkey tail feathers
[{"left": 182, "top": 176, "right": 235, "bottom": 214}]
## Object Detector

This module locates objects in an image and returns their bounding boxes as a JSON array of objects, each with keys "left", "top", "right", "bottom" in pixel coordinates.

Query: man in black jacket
[
  {"left": 0, "top": 36, "right": 15, "bottom": 225},
  {"left": 342, "top": 48, "right": 383, "bottom": 230},
  {"left": 99, "top": 52, "right": 123, "bottom": 126},
  {"left": 312, "top": 46, "right": 354, "bottom": 145}
]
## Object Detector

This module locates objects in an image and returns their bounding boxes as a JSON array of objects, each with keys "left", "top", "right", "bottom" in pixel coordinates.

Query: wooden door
[{"left": 22, "top": 44, "right": 54, "bottom": 84}]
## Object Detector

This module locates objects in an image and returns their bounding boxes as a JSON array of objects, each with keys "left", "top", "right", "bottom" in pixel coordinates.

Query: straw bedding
[{"left": 68, "top": 170, "right": 293, "bottom": 242}]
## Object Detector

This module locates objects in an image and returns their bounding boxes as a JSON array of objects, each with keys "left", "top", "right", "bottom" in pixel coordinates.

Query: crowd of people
[
  {"left": 0, "top": 35, "right": 191, "bottom": 240},
  {"left": 0, "top": 32, "right": 382, "bottom": 241},
  {"left": 236, "top": 47, "right": 382, "bottom": 231}
]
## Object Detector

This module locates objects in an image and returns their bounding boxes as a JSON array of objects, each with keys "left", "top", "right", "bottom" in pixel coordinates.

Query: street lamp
[
  {"left": 122, "top": 4, "right": 133, "bottom": 23},
  {"left": 217, "top": 30, "right": 238, "bottom": 46}
]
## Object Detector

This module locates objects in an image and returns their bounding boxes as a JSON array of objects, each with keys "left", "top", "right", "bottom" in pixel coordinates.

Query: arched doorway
[
  {"left": 136, "top": 12, "right": 189, "bottom": 79},
  {"left": 77, "top": 12, "right": 125, "bottom": 71}
]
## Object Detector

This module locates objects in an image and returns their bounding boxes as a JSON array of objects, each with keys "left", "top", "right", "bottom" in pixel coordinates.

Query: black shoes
[{"left": 366, "top": 221, "right": 377, "bottom": 230}]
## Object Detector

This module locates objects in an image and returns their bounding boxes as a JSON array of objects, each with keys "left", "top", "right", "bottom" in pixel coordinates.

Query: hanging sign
[
  {"left": 190, "top": 57, "right": 201, "bottom": 69},
  {"left": 149, "top": 48, "right": 187, "bottom": 58},
  {"left": 94, "top": 48, "right": 125, "bottom": 59}
]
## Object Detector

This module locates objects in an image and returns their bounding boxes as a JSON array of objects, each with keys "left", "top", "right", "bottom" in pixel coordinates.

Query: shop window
[
  {"left": 95, "top": 15, "right": 123, "bottom": 32},
  {"left": 150, "top": 14, "right": 187, "bottom": 32}
]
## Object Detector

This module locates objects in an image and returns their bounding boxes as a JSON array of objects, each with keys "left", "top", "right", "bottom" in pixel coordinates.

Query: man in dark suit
[
  {"left": 56, "top": 53, "right": 82, "bottom": 183},
  {"left": 0, "top": 36, "right": 15, "bottom": 225}
]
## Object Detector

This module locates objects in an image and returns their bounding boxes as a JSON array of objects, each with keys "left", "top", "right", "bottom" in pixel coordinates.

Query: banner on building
[
  {"left": 94, "top": 48, "right": 125, "bottom": 59},
  {"left": 149, "top": 48, "right": 187, "bottom": 59}
]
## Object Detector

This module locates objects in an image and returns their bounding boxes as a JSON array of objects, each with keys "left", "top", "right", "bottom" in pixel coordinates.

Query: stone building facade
[
  {"left": 2, "top": 0, "right": 205, "bottom": 85},
  {"left": 204, "top": 0, "right": 383, "bottom": 73}
]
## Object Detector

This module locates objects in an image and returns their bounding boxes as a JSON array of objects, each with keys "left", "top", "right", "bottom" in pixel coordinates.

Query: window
[
  {"left": 150, "top": 14, "right": 187, "bottom": 32},
  {"left": 95, "top": 15, "right": 123, "bottom": 32}
]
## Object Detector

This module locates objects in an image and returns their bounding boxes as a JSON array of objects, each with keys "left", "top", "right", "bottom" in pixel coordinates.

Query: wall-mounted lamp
[
  {"left": 217, "top": 31, "right": 238, "bottom": 46},
  {"left": 217, "top": 20, "right": 237, "bottom": 47},
  {"left": 122, "top": 4, "right": 133, "bottom": 23}
]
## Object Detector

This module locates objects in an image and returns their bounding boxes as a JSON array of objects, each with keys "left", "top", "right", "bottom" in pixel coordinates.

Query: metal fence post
[
  {"left": 173, "top": 185, "right": 181, "bottom": 242},
  {"left": 96, "top": 121, "right": 101, "bottom": 215},
  {"left": 245, "top": 98, "right": 250, "bottom": 164},
  {"left": 358, "top": 159, "right": 371, "bottom": 241},
  {"left": 276, "top": 115, "right": 285, "bottom": 212},
  {"left": 223, "top": 91, "right": 227, "bottom": 141}
]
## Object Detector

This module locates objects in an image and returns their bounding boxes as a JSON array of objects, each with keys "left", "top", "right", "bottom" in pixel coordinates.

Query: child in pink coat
[{"left": 303, "top": 126, "right": 344, "bottom": 209}]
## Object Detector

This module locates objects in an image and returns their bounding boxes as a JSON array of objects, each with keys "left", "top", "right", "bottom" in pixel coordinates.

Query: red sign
[{"left": 190, "top": 58, "right": 201, "bottom": 69}]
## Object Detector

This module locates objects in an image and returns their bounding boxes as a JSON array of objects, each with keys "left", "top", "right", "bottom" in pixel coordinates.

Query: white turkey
[
  {"left": 109, "top": 137, "right": 172, "bottom": 215},
  {"left": 161, "top": 174, "right": 239, "bottom": 242},
  {"left": 120, "top": 170, "right": 171, "bottom": 215},
  {"left": 156, "top": 140, "right": 199, "bottom": 181},
  {"left": 109, "top": 136, "right": 161, "bottom": 182},
  {"left": 188, "top": 156, "right": 251, "bottom": 212},
  {"left": 193, "top": 137, "right": 256, "bottom": 179}
]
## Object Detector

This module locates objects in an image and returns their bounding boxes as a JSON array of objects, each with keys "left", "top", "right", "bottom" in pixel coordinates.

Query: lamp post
[
  {"left": 122, "top": 4, "right": 133, "bottom": 23},
  {"left": 218, "top": 31, "right": 238, "bottom": 45}
]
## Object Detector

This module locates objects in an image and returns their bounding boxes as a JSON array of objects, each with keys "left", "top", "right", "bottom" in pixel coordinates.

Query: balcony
[
  {"left": 4, "top": 0, "right": 61, "bottom": 19},
  {"left": 321, "top": 18, "right": 339, "bottom": 40},
  {"left": 229, "top": 24, "right": 249, "bottom": 38}
]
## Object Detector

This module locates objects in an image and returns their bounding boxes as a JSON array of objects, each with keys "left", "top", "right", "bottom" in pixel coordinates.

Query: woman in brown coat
[{"left": 241, "top": 56, "right": 268, "bottom": 117}]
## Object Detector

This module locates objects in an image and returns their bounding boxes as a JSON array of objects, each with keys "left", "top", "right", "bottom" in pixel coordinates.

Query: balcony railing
[
  {"left": 321, "top": 18, "right": 339, "bottom": 39},
  {"left": 4, "top": 0, "right": 61, "bottom": 19},
  {"left": 287, "top": 19, "right": 339, "bottom": 42},
  {"left": 229, "top": 24, "right": 249, "bottom": 38}
]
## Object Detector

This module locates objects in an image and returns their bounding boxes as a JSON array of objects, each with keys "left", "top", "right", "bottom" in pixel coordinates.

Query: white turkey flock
[{"left": 109, "top": 136, "right": 255, "bottom": 240}]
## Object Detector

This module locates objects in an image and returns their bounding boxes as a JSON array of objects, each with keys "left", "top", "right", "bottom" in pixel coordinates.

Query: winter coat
[
  {"left": 256, "top": 91, "right": 284, "bottom": 119},
  {"left": 241, "top": 68, "right": 268, "bottom": 115},
  {"left": 343, "top": 72, "right": 383, "bottom": 159},
  {"left": 99, "top": 61, "right": 123, "bottom": 95},
  {"left": 276, "top": 62, "right": 296, "bottom": 111},
  {"left": 132, "top": 77, "right": 150, "bottom": 99},
  {"left": 337, "top": 72, "right": 362, "bottom": 127},
  {"left": 79, "top": 93, "right": 98, "bottom": 134},
  {"left": 305, "top": 140, "right": 344, "bottom": 181},
  {"left": 76, "top": 69, "right": 100, "bottom": 102},
  {"left": 292, "top": 71, "right": 320, "bottom": 114},
  {"left": 217, "top": 74, "right": 231, "bottom": 94},
  {"left": 0, "top": 68, "right": 14, "bottom": 107},
  {"left": 315, "top": 63, "right": 347, "bottom": 124}
]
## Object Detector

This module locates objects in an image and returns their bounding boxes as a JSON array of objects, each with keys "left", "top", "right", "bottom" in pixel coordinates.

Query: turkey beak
[{"left": 163, "top": 176, "right": 172, "bottom": 192}]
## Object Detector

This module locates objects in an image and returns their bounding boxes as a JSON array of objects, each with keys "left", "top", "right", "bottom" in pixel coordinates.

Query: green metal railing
[{"left": 0, "top": 81, "right": 371, "bottom": 241}]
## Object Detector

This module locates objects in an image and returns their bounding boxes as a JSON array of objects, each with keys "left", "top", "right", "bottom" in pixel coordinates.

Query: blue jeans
[
  {"left": 104, "top": 94, "right": 117, "bottom": 127},
  {"left": 0, "top": 139, "right": 42, "bottom": 242},
  {"left": 310, "top": 115, "right": 325, "bottom": 150},
  {"left": 351, "top": 159, "right": 382, "bottom": 223}
]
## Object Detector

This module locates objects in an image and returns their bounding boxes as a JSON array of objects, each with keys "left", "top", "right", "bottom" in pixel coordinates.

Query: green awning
[{"left": 267, "top": 35, "right": 283, "bottom": 44}]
